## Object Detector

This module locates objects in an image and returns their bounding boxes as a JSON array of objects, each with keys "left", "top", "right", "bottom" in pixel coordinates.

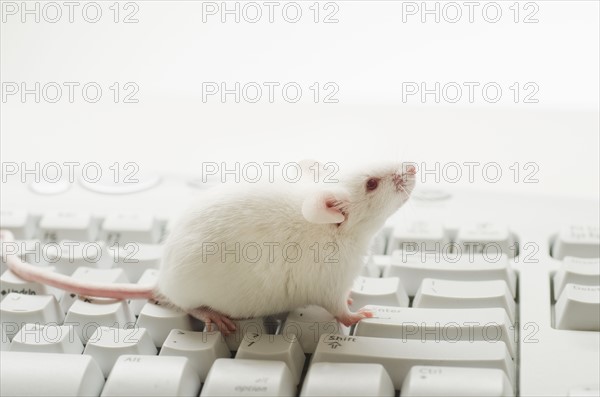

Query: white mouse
[{"left": 1, "top": 161, "right": 416, "bottom": 334}]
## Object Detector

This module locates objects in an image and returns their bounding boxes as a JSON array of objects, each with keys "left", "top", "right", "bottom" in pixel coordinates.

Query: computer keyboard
[{"left": 0, "top": 175, "right": 599, "bottom": 396}]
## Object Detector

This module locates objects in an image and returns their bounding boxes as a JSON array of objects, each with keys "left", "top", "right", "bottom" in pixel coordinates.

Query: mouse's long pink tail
[{"left": 1, "top": 230, "right": 155, "bottom": 300}]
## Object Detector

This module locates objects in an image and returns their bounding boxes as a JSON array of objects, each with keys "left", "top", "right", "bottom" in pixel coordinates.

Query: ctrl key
[
  {"left": 401, "top": 366, "right": 514, "bottom": 397},
  {"left": 101, "top": 355, "right": 200, "bottom": 397},
  {"left": 0, "top": 351, "right": 104, "bottom": 396}
]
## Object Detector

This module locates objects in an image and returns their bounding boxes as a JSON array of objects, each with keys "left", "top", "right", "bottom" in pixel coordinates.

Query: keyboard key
[
  {"left": 160, "top": 329, "right": 231, "bottom": 381},
  {"left": 11, "top": 323, "right": 83, "bottom": 354},
  {"left": 59, "top": 267, "right": 129, "bottom": 312},
  {"left": 555, "top": 284, "right": 600, "bottom": 331},
  {"left": 553, "top": 225, "right": 600, "bottom": 259},
  {"left": 38, "top": 211, "right": 96, "bottom": 241},
  {"left": 223, "top": 317, "right": 268, "bottom": 351},
  {"left": 387, "top": 220, "right": 449, "bottom": 254},
  {"left": 354, "top": 306, "right": 517, "bottom": 358},
  {"left": 0, "top": 210, "right": 36, "bottom": 239},
  {"left": 1, "top": 240, "right": 47, "bottom": 271},
  {"left": 569, "top": 387, "right": 600, "bottom": 396},
  {"left": 370, "top": 229, "right": 389, "bottom": 255},
  {"left": 235, "top": 334, "right": 305, "bottom": 384},
  {"left": 350, "top": 276, "right": 409, "bottom": 310},
  {"left": 281, "top": 306, "right": 349, "bottom": 354},
  {"left": 312, "top": 334, "right": 515, "bottom": 389},
  {"left": 553, "top": 257, "right": 600, "bottom": 298},
  {"left": 300, "top": 362, "right": 394, "bottom": 396},
  {"left": 0, "top": 351, "right": 104, "bottom": 396},
  {"left": 79, "top": 171, "right": 161, "bottom": 194},
  {"left": 400, "top": 365, "right": 514, "bottom": 396},
  {"left": 136, "top": 302, "right": 192, "bottom": 347},
  {"left": 101, "top": 213, "right": 161, "bottom": 244},
  {"left": 129, "top": 268, "right": 159, "bottom": 317},
  {"left": 64, "top": 298, "right": 135, "bottom": 343},
  {"left": 83, "top": 326, "right": 157, "bottom": 377},
  {"left": 413, "top": 278, "right": 516, "bottom": 323},
  {"left": 1, "top": 293, "right": 64, "bottom": 340},
  {"left": 360, "top": 255, "right": 380, "bottom": 277},
  {"left": 456, "top": 222, "right": 515, "bottom": 257},
  {"left": 46, "top": 241, "right": 106, "bottom": 275},
  {"left": 201, "top": 358, "right": 295, "bottom": 396},
  {"left": 386, "top": 252, "right": 517, "bottom": 297},
  {"left": 101, "top": 354, "right": 200, "bottom": 397},
  {"left": 109, "top": 243, "right": 162, "bottom": 282},
  {"left": 1, "top": 269, "right": 49, "bottom": 300}
]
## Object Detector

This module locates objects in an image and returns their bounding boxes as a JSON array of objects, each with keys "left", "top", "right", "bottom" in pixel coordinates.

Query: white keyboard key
[
  {"left": 456, "top": 222, "right": 515, "bottom": 257},
  {"left": 388, "top": 221, "right": 449, "bottom": 254},
  {"left": 160, "top": 329, "right": 231, "bottom": 381},
  {"left": 223, "top": 317, "right": 268, "bottom": 351},
  {"left": 235, "top": 334, "right": 305, "bottom": 384},
  {"left": 555, "top": 284, "right": 600, "bottom": 331},
  {"left": 354, "top": 306, "right": 517, "bottom": 358},
  {"left": 0, "top": 351, "right": 104, "bottom": 396},
  {"left": 569, "top": 387, "right": 600, "bottom": 396},
  {"left": 201, "top": 358, "right": 295, "bottom": 396},
  {"left": 11, "top": 323, "right": 83, "bottom": 354},
  {"left": 281, "top": 306, "right": 349, "bottom": 354},
  {"left": 413, "top": 278, "right": 516, "bottom": 323},
  {"left": 59, "top": 266, "right": 129, "bottom": 312},
  {"left": 401, "top": 365, "right": 514, "bottom": 396},
  {"left": 1, "top": 269, "right": 49, "bottom": 300},
  {"left": 301, "top": 362, "right": 394, "bottom": 396},
  {"left": 360, "top": 255, "right": 380, "bottom": 277},
  {"left": 110, "top": 243, "right": 162, "bottom": 282},
  {"left": 46, "top": 240, "right": 106, "bottom": 275},
  {"left": 101, "top": 213, "right": 161, "bottom": 244},
  {"left": 101, "top": 354, "right": 200, "bottom": 397},
  {"left": 553, "top": 225, "right": 600, "bottom": 259},
  {"left": 129, "top": 268, "right": 159, "bottom": 317},
  {"left": 84, "top": 326, "right": 157, "bottom": 377},
  {"left": 312, "top": 334, "right": 515, "bottom": 389},
  {"left": 38, "top": 211, "right": 96, "bottom": 241},
  {"left": 370, "top": 229, "right": 389, "bottom": 255},
  {"left": 1, "top": 240, "right": 47, "bottom": 271},
  {"left": 387, "top": 252, "right": 517, "bottom": 297},
  {"left": 1, "top": 293, "right": 64, "bottom": 340},
  {"left": 350, "top": 276, "right": 409, "bottom": 310},
  {"left": 0, "top": 210, "right": 36, "bottom": 239},
  {"left": 553, "top": 257, "right": 600, "bottom": 298},
  {"left": 64, "top": 298, "right": 135, "bottom": 343},
  {"left": 136, "top": 302, "right": 192, "bottom": 347}
]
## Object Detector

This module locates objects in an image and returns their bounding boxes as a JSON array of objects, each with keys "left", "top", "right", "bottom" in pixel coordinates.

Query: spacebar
[
  {"left": 0, "top": 351, "right": 105, "bottom": 396},
  {"left": 312, "top": 334, "right": 515, "bottom": 390}
]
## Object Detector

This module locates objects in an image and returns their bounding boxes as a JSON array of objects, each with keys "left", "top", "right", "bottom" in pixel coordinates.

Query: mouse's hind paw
[
  {"left": 188, "top": 307, "right": 237, "bottom": 336},
  {"left": 335, "top": 307, "right": 374, "bottom": 327}
]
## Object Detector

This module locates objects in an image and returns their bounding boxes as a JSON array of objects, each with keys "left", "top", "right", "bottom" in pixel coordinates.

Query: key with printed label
[
  {"left": 83, "top": 326, "right": 157, "bottom": 377},
  {"left": 223, "top": 317, "right": 269, "bottom": 351},
  {"left": 553, "top": 257, "right": 600, "bottom": 298},
  {"left": 136, "top": 302, "right": 193, "bottom": 347},
  {"left": 64, "top": 298, "right": 135, "bottom": 344},
  {"left": 354, "top": 305, "right": 516, "bottom": 358},
  {"left": 160, "top": 329, "right": 231, "bottom": 382},
  {"left": 350, "top": 276, "right": 409, "bottom": 311},
  {"left": 59, "top": 267, "right": 129, "bottom": 313},
  {"left": 455, "top": 222, "right": 515, "bottom": 257},
  {"left": 555, "top": 284, "right": 600, "bottom": 331},
  {"left": 38, "top": 211, "right": 96, "bottom": 242},
  {"left": 552, "top": 225, "right": 600, "bottom": 259},
  {"left": 413, "top": 278, "right": 516, "bottom": 323},
  {"left": 387, "top": 220, "right": 449, "bottom": 254},
  {"left": 400, "top": 365, "right": 514, "bottom": 396},
  {"left": 0, "top": 351, "right": 105, "bottom": 396},
  {"left": 386, "top": 252, "right": 517, "bottom": 297},
  {"left": 10, "top": 323, "right": 83, "bottom": 354},
  {"left": 101, "top": 213, "right": 161, "bottom": 244},
  {"left": 1, "top": 269, "right": 50, "bottom": 301},
  {"left": 235, "top": 333, "right": 305, "bottom": 384},
  {"left": 312, "top": 334, "right": 515, "bottom": 389},
  {"left": 129, "top": 269, "right": 158, "bottom": 317},
  {"left": 1, "top": 293, "right": 64, "bottom": 340},
  {"left": 101, "top": 355, "right": 200, "bottom": 397},
  {"left": 300, "top": 362, "right": 395, "bottom": 397},
  {"left": 200, "top": 358, "right": 295, "bottom": 397},
  {"left": 281, "top": 305, "right": 349, "bottom": 354}
]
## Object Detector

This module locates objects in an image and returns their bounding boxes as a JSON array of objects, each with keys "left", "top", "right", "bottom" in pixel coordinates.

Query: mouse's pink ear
[{"left": 302, "top": 189, "right": 349, "bottom": 224}]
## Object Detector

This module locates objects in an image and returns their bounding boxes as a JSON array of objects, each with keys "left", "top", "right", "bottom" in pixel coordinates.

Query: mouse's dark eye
[{"left": 366, "top": 178, "right": 379, "bottom": 192}]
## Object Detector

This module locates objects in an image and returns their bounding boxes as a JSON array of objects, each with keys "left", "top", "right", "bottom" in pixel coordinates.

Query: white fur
[{"left": 157, "top": 161, "right": 415, "bottom": 319}]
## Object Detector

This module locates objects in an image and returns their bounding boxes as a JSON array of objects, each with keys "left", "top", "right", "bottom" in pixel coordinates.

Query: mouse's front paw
[{"left": 335, "top": 308, "right": 374, "bottom": 327}]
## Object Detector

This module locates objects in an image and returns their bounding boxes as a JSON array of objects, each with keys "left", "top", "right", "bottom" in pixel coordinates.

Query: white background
[{"left": 1, "top": 0, "right": 599, "bottom": 199}]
